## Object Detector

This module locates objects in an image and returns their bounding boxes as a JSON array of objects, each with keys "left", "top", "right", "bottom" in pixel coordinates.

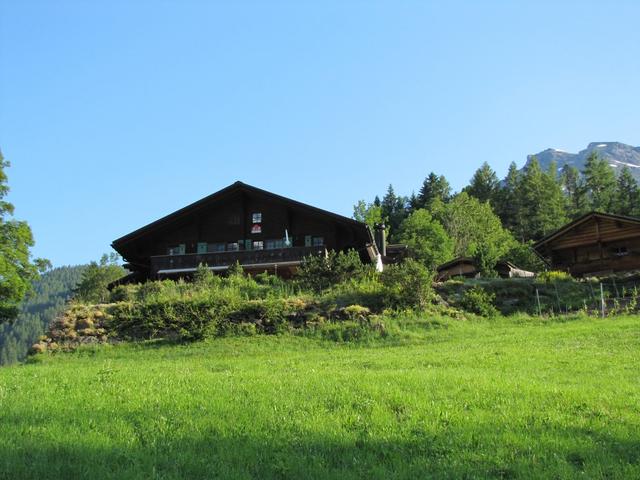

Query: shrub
[
  {"left": 380, "top": 259, "right": 434, "bottom": 310},
  {"left": 106, "top": 298, "right": 224, "bottom": 341},
  {"left": 109, "top": 284, "right": 134, "bottom": 302},
  {"left": 536, "top": 270, "right": 572, "bottom": 283},
  {"left": 343, "top": 304, "right": 371, "bottom": 321},
  {"left": 460, "top": 286, "right": 498, "bottom": 317},
  {"left": 227, "top": 261, "right": 244, "bottom": 277},
  {"left": 297, "top": 250, "right": 371, "bottom": 292},
  {"left": 135, "top": 281, "right": 170, "bottom": 302},
  {"left": 321, "top": 276, "right": 385, "bottom": 312},
  {"left": 29, "top": 342, "right": 46, "bottom": 355},
  {"left": 193, "top": 263, "right": 217, "bottom": 286}
]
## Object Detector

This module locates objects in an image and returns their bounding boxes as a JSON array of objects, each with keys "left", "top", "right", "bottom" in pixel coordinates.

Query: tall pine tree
[
  {"left": 560, "top": 164, "right": 588, "bottom": 218},
  {"left": 494, "top": 162, "right": 521, "bottom": 234},
  {"left": 513, "top": 158, "right": 567, "bottom": 241},
  {"left": 582, "top": 152, "right": 617, "bottom": 212},
  {"left": 380, "top": 184, "right": 408, "bottom": 239},
  {"left": 416, "top": 173, "right": 451, "bottom": 210},
  {"left": 614, "top": 166, "right": 640, "bottom": 217},
  {"left": 465, "top": 162, "right": 499, "bottom": 204}
]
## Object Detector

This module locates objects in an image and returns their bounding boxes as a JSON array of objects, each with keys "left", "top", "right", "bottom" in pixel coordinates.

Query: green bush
[
  {"left": 320, "top": 276, "right": 385, "bottom": 312},
  {"left": 107, "top": 298, "right": 224, "bottom": 341},
  {"left": 226, "top": 298, "right": 302, "bottom": 334},
  {"left": 79, "top": 257, "right": 440, "bottom": 344},
  {"left": 109, "top": 284, "right": 135, "bottom": 303},
  {"left": 343, "top": 304, "right": 371, "bottom": 321},
  {"left": 536, "top": 270, "right": 572, "bottom": 283},
  {"left": 460, "top": 286, "right": 498, "bottom": 317},
  {"left": 297, "top": 250, "right": 372, "bottom": 292},
  {"left": 380, "top": 259, "right": 434, "bottom": 310}
]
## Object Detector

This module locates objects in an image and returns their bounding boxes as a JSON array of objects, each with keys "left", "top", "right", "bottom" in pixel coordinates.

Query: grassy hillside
[{"left": 1, "top": 314, "right": 639, "bottom": 479}]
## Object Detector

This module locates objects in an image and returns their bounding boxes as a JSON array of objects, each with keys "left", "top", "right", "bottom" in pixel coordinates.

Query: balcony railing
[
  {"left": 150, "top": 246, "right": 327, "bottom": 275},
  {"left": 553, "top": 251, "right": 640, "bottom": 275}
]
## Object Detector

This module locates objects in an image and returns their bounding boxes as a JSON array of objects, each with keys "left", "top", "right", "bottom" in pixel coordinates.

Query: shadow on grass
[{"left": 1, "top": 419, "right": 638, "bottom": 480}]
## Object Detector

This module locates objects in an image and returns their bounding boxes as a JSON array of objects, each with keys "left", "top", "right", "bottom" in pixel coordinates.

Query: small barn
[
  {"left": 436, "top": 257, "right": 534, "bottom": 282},
  {"left": 533, "top": 212, "right": 640, "bottom": 276}
]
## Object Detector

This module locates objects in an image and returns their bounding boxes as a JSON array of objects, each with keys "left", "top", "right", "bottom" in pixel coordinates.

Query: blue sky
[{"left": 1, "top": 0, "right": 639, "bottom": 267}]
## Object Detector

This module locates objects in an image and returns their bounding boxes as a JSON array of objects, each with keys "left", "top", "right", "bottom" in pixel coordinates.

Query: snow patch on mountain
[{"left": 526, "top": 142, "right": 640, "bottom": 182}]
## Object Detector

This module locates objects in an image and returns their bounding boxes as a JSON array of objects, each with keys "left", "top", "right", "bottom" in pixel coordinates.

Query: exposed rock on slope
[{"left": 526, "top": 142, "right": 640, "bottom": 181}]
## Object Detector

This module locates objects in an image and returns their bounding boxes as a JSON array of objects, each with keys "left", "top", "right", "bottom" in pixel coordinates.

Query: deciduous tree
[
  {"left": 0, "top": 153, "right": 49, "bottom": 321},
  {"left": 432, "top": 192, "right": 516, "bottom": 275},
  {"left": 352, "top": 200, "right": 383, "bottom": 229},
  {"left": 395, "top": 209, "right": 453, "bottom": 270},
  {"left": 73, "top": 253, "right": 125, "bottom": 304}
]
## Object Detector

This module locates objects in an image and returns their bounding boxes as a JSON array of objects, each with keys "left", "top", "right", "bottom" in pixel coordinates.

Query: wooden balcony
[
  {"left": 553, "top": 251, "right": 640, "bottom": 276},
  {"left": 150, "top": 246, "right": 327, "bottom": 277}
]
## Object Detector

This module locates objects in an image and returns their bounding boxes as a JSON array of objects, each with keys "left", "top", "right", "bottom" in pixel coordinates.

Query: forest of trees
[
  {"left": 354, "top": 152, "right": 640, "bottom": 274},
  {"left": 0, "top": 265, "right": 86, "bottom": 365},
  {"left": 0, "top": 254, "right": 125, "bottom": 366}
]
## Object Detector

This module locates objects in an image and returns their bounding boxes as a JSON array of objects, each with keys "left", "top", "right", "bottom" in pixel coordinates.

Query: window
[
  {"left": 266, "top": 239, "right": 284, "bottom": 250},
  {"left": 613, "top": 246, "right": 629, "bottom": 257},
  {"left": 228, "top": 214, "right": 241, "bottom": 225},
  {"left": 244, "top": 239, "right": 252, "bottom": 250},
  {"left": 208, "top": 243, "right": 225, "bottom": 253},
  {"left": 312, "top": 236, "right": 324, "bottom": 247},
  {"left": 168, "top": 244, "right": 186, "bottom": 255},
  {"left": 305, "top": 235, "right": 312, "bottom": 247},
  {"left": 198, "top": 243, "right": 227, "bottom": 253},
  {"left": 227, "top": 242, "right": 239, "bottom": 252},
  {"left": 253, "top": 241, "right": 264, "bottom": 250},
  {"left": 252, "top": 212, "right": 262, "bottom": 223}
]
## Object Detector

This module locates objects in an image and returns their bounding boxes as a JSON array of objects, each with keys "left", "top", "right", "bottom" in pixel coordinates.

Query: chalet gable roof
[
  {"left": 533, "top": 211, "right": 640, "bottom": 250},
  {"left": 112, "top": 181, "right": 370, "bottom": 247}
]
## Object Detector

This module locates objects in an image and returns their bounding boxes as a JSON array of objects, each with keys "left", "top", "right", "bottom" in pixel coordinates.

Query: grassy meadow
[{"left": 1, "top": 313, "right": 639, "bottom": 479}]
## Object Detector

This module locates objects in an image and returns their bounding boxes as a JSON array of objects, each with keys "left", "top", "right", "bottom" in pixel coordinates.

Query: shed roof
[{"left": 436, "top": 257, "right": 475, "bottom": 272}]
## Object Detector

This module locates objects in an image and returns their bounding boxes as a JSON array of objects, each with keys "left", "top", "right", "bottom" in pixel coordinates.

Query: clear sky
[{"left": 1, "top": 0, "right": 639, "bottom": 267}]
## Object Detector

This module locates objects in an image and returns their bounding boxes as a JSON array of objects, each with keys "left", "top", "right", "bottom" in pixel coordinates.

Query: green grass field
[{"left": 1, "top": 315, "right": 639, "bottom": 479}]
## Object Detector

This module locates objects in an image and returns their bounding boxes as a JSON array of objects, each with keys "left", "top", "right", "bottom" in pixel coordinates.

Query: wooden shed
[
  {"left": 436, "top": 257, "right": 534, "bottom": 281},
  {"left": 532, "top": 212, "right": 640, "bottom": 276}
]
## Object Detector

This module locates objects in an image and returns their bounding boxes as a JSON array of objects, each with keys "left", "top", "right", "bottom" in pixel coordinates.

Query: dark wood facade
[
  {"left": 533, "top": 212, "right": 640, "bottom": 276},
  {"left": 111, "top": 181, "right": 379, "bottom": 281}
]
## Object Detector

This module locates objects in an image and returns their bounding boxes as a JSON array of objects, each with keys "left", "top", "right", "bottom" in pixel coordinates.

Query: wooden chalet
[
  {"left": 436, "top": 257, "right": 534, "bottom": 282},
  {"left": 111, "top": 181, "right": 381, "bottom": 283},
  {"left": 533, "top": 212, "right": 640, "bottom": 276}
]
